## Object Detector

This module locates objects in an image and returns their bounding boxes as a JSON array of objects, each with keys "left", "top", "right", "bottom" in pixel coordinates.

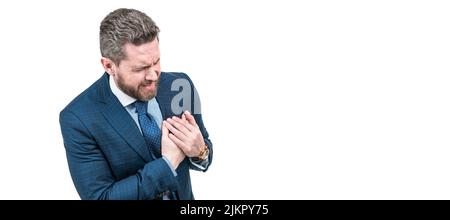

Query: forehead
[{"left": 122, "top": 40, "right": 160, "bottom": 65}]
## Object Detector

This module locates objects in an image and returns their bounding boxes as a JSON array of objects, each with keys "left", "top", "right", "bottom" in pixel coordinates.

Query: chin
[{"left": 139, "top": 92, "right": 157, "bottom": 101}]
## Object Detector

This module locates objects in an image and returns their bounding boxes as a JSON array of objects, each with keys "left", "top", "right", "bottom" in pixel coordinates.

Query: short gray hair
[{"left": 100, "top": 8, "right": 160, "bottom": 65}]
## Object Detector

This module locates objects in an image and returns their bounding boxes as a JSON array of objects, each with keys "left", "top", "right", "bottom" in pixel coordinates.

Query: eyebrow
[{"left": 132, "top": 58, "right": 160, "bottom": 70}]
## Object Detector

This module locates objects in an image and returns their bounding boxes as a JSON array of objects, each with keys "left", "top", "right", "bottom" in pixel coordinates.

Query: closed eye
[{"left": 132, "top": 58, "right": 160, "bottom": 72}]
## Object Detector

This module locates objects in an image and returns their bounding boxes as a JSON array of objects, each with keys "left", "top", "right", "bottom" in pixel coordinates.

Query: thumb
[{"left": 184, "top": 111, "right": 198, "bottom": 127}]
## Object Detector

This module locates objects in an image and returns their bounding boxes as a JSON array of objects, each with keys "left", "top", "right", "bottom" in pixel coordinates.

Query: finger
[
  {"left": 161, "top": 121, "right": 169, "bottom": 137},
  {"left": 184, "top": 111, "right": 198, "bottom": 127},
  {"left": 169, "top": 133, "right": 187, "bottom": 151},
  {"left": 165, "top": 119, "right": 188, "bottom": 141},
  {"left": 168, "top": 117, "right": 192, "bottom": 135},
  {"left": 181, "top": 113, "right": 186, "bottom": 122},
  {"left": 172, "top": 116, "right": 195, "bottom": 132}
]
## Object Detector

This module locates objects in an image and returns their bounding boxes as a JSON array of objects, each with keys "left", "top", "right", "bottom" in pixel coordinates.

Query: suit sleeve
[
  {"left": 183, "top": 73, "right": 214, "bottom": 172},
  {"left": 60, "top": 110, "right": 179, "bottom": 200}
]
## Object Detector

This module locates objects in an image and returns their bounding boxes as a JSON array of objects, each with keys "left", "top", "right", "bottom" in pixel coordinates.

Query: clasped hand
[{"left": 161, "top": 111, "right": 205, "bottom": 168}]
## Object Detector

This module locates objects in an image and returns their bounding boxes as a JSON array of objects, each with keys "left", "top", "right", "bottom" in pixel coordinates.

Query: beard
[{"left": 116, "top": 74, "right": 159, "bottom": 101}]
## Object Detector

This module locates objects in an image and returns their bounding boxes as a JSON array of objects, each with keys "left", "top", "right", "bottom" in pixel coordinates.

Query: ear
[{"left": 100, "top": 57, "right": 116, "bottom": 76}]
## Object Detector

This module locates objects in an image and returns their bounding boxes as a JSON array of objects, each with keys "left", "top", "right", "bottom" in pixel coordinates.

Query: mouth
[{"left": 141, "top": 81, "right": 156, "bottom": 91}]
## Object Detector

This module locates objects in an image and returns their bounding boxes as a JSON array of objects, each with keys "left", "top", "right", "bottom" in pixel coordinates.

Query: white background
[{"left": 0, "top": 0, "right": 449, "bottom": 199}]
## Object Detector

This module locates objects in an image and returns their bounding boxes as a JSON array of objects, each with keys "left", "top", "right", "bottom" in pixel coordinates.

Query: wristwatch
[{"left": 197, "top": 143, "right": 209, "bottom": 161}]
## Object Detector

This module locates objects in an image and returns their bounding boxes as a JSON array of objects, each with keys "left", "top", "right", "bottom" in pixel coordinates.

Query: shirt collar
[{"left": 109, "top": 75, "right": 137, "bottom": 107}]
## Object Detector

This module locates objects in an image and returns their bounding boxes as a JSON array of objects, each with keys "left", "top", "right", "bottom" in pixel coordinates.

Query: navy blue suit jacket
[{"left": 59, "top": 72, "right": 212, "bottom": 200}]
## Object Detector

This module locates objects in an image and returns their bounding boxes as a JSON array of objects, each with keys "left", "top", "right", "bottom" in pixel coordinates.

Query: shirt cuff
[
  {"left": 189, "top": 154, "right": 209, "bottom": 171},
  {"left": 162, "top": 156, "right": 178, "bottom": 177}
]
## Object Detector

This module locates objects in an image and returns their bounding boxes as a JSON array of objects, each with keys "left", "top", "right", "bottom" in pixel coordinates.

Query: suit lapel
[
  {"left": 156, "top": 95, "right": 170, "bottom": 120},
  {"left": 97, "top": 74, "right": 150, "bottom": 162},
  {"left": 156, "top": 74, "right": 174, "bottom": 120}
]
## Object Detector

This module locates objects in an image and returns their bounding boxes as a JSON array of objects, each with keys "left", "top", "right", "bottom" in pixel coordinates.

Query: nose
[{"left": 145, "top": 68, "right": 159, "bottom": 81}]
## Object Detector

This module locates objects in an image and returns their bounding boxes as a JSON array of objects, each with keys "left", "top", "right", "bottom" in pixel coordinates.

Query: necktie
[
  {"left": 135, "top": 101, "right": 177, "bottom": 200},
  {"left": 135, "top": 101, "right": 162, "bottom": 159}
]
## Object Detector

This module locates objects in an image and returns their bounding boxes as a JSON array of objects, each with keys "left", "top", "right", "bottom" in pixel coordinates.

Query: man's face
[{"left": 111, "top": 38, "right": 161, "bottom": 101}]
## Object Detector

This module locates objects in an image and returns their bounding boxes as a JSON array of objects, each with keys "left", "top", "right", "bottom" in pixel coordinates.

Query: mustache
[{"left": 141, "top": 79, "right": 159, "bottom": 86}]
